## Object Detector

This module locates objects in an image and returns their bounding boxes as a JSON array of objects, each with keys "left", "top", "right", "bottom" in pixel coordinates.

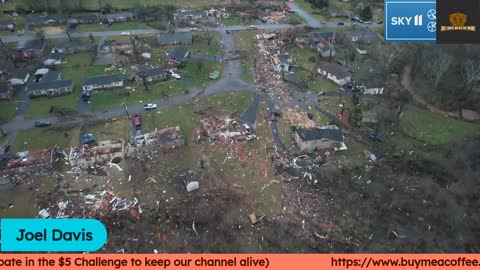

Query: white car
[
  {"left": 168, "top": 70, "right": 181, "bottom": 79},
  {"left": 121, "top": 32, "right": 131, "bottom": 36},
  {"left": 143, "top": 103, "right": 157, "bottom": 110},
  {"left": 246, "top": 134, "right": 257, "bottom": 141},
  {"left": 248, "top": 25, "right": 258, "bottom": 29},
  {"left": 243, "top": 124, "right": 252, "bottom": 134}
]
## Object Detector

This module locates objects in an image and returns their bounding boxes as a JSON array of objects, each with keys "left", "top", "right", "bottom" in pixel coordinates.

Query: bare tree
[
  {"left": 61, "top": 25, "right": 73, "bottom": 42},
  {"left": 420, "top": 47, "right": 452, "bottom": 91},
  {"left": 141, "top": 73, "right": 149, "bottom": 91},
  {"left": 36, "top": 29, "right": 46, "bottom": 41},
  {"left": 131, "top": 35, "right": 140, "bottom": 63},
  {"left": 458, "top": 60, "right": 480, "bottom": 117}
]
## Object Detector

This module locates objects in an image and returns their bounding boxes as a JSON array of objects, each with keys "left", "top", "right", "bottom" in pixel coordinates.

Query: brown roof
[{"left": 319, "top": 63, "right": 350, "bottom": 79}]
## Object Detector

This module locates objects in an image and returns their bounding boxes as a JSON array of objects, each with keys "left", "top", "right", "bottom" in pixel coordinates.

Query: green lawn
[
  {"left": 291, "top": 47, "right": 317, "bottom": 70},
  {"left": 110, "top": 21, "right": 149, "bottom": 31},
  {"left": 65, "top": 52, "right": 94, "bottom": 67},
  {"left": 11, "top": 128, "right": 80, "bottom": 152},
  {"left": 180, "top": 59, "right": 223, "bottom": 87},
  {"left": 189, "top": 33, "right": 221, "bottom": 55},
  {"left": 400, "top": 105, "right": 480, "bottom": 145},
  {"left": 294, "top": 0, "right": 351, "bottom": 23},
  {"left": 75, "top": 24, "right": 107, "bottom": 33},
  {"left": 90, "top": 80, "right": 187, "bottom": 110},
  {"left": 0, "top": 100, "right": 19, "bottom": 123},
  {"left": 218, "top": 17, "right": 241, "bottom": 26}
]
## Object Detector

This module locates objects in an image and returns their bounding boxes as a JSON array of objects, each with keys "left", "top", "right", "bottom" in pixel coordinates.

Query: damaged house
[
  {"left": 7, "top": 70, "right": 30, "bottom": 86},
  {"left": 166, "top": 47, "right": 190, "bottom": 68},
  {"left": 318, "top": 63, "right": 351, "bottom": 86},
  {"left": 69, "top": 140, "right": 125, "bottom": 168},
  {"left": 105, "top": 12, "right": 134, "bottom": 24},
  {"left": 175, "top": 10, "right": 205, "bottom": 21},
  {"left": 195, "top": 116, "right": 244, "bottom": 142},
  {"left": 294, "top": 125, "right": 346, "bottom": 153},
  {"left": 181, "top": 170, "right": 200, "bottom": 192},
  {"left": 82, "top": 74, "right": 124, "bottom": 93},
  {"left": 135, "top": 126, "right": 185, "bottom": 150},
  {"left": 43, "top": 52, "right": 65, "bottom": 66},
  {"left": 0, "top": 148, "right": 54, "bottom": 175}
]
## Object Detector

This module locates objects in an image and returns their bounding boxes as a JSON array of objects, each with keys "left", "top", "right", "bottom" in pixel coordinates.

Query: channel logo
[{"left": 385, "top": 0, "right": 436, "bottom": 42}]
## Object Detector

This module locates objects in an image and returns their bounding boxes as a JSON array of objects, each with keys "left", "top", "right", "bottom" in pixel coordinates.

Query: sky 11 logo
[{"left": 391, "top": 14, "right": 423, "bottom": 26}]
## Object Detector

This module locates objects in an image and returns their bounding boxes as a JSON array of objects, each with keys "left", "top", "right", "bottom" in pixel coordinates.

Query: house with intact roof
[
  {"left": 132, "top": 66, "right": 168, "bottom": 85},
  {"left": 318, "top": 63, "right": 351, "bottom": 86},
  {"left": 166, "top": 47, "right": 190, "bottom": 68},
  {"left": 82, "top": 74, "right": 124, "bottom": 93},
  {"left": 294, "top": 125, "right": 346, "bottom": 153},
  {"left": 175, "top": 10, "right": 205, "bottom": 21},
  {"left": 26, "top": 80, "right": 73, "bottom": 97}
]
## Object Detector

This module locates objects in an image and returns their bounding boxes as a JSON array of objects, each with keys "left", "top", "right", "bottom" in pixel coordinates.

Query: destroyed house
[
  {"left": 135, "top": 127, "right": 185, "bottom": 150},
  {"left": 274, "top": 54, "right": 292, "bottom": 72},
  {"left": 0, "top": 81, "right": 13, "bottom": 99},
  {"left": 43, "top": 52, "right": 65, "bottom": 66},
  {"left": 318, "top": 63, "right": 351, "bottom": 86},
  {"left": 69, "top": 140, "right": 125, "bottom": 168},
  {"left": 134, "top": 67, "right": 167, "bottom": 84},
  {"left": 166, "top": 47, "right": 190, "bottom": 68},
  {"left": 0, "top": 148, "right": 54, "bottom": 173},
  {"left": 26, "top": 80, "right": 73, "bottom": 97},
  {"left": 316, "top": 42, "right": 335, "bottom": 58},
  {"left": 82, "top": 74, "right": 124, "bottom": 93},
  {"left": 157, "top": 32, "right": 193, "bottom": 46},
  {"left": 196, "top": 116, "right": 242, "bottom": 141},
  {"left": 294, "top": 126, "right": 345, "bottom": 153},
  {"left": 17, "top": 40, "right": 46, "bottom": 58}
]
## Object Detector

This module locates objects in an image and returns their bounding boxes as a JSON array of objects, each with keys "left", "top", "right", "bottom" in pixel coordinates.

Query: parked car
[
  {"left": 248, "top": 25, "right": 258, "bottom": 29},
  {"left": 243, "top": 124, "right": 252, "bottom": 135},
  {"left": 225, "top": 29, "right": 231, "bottom": 34},
  {"left": 318, "top": 90, "right": 327, "bottom": 96},
  {"left": 337, "top": 22, "right": 344, "bottom": 26},
  {"left": 307, "top": 112, "right": 314, "bottom": 120},
  {"left": 34, "top": 121, "right": 51, "bottom": 128},
  {"left": 246, "top": 134, "right": 257, "bottom": 141},
  {"left": 133, "top": 115, "right": 142, "bottom": 128},
  {"left": 377, "top": 21, "right": 383, "bottom": 24},
  {"left": 121, "top": 32, "right": 131, "bottom": 36},
  {"left": 144, "top": 103, "right": 157, "bottom": 110},
  {"left": 209, "top": 71, "right": 221, "bottom": 80},
  {"left": 261, "top": 88, "right": 270, "bottom": 93},
  {"left": 81, "top": 133, "right": 96, "bottom": 145},
  {"left": 369, "top": 133, "right": 385, "bottom": 143},
  {"left": 168, "top": 69, "right": 181, "bottom": 79}
]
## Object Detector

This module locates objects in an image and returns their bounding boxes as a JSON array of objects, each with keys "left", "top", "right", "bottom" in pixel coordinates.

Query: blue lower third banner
[{"left": 385, "top": 0, "right": 436, "bottom": 42}]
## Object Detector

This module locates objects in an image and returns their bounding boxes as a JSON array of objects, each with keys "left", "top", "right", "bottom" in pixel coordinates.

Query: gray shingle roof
[
  {"left": 27, "top": 80, "right": 72, "bottom": 92},
  {"left": 141, "top": 67, "right": 166, "bottom": 78},
  {"left": 0, "top": 82, "right": 11, "bottom": 94},
  {"left": 319, "top": 63, "right": 350, "bottom": 79},
  {"left": 167, "top": 47, "right": 189, "bottom": 61},
  {"left": 157, "top": 32, "right": 193, "bottom": 43},
  {"left": 8, "top": 70, "right": 29, "bottom": 80},
  {"left": 23, "top": 40, "right": 46, "bottom": 51},
  {"left": 82, "top": 74, "right": 124, "bottom": 86},
  {"left": 40, "top": 71, "right": 61, "bottom": 82},
  {"left": 296, "top": 127, "right": 343, "bottom": 142}
]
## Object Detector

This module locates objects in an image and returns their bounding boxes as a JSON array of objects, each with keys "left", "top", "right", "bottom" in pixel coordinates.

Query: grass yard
[
  {"left": 90, "top": 80, "right": 187, "bottom": 110},
  {"left": 64, "top": 52, "right": 94, "bottom": 67},
  {"left": 189, "top": 33, "right": 222, "bottom": 55},
  {"left": 291, "top": 47, "right": 317, "bottom": 70},
  {"left": 75, "top": 24, "right": 108, "bottom": 33},
  {"left": 218, "top": 17, "right": 241, "bottom": 26},
  {"left": 180, "top": 59, "right": 223, "bottom": 87},
  {"left": 233, "top": 31, "right": 260, "bottom": 85},
  {"left": 110, "top": 21, "right": 149, "bottom": 31},
  {"left": 88, "top": 118, "right": 132, "bottom": 142},
  {"left": 294, "top": 0, "right": 351, "bottom": 23},
  {"left": 0, "top": 100, "right": 19, "bottom": 123},
  {"left": 11, "top": 127, "right": 80, "bottom": 152},
  {"left": 400, "top": 105, "right": 480, "bottom": 145}
]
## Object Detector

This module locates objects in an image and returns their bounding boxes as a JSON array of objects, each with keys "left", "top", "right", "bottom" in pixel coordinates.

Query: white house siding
[{"left": 318, "top": 69, "right": 351, "bottom": 86}]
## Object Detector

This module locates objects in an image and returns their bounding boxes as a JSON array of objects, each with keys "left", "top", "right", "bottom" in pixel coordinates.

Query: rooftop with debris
[
  {"left": 0, "top": 148, "right": 54, "bottom": 171},
  {"left": 136, "top": 127, "right": 185, "bottom": 148},
  {"left": 69, "top": 140, "right": 124, "bottom": 161}
]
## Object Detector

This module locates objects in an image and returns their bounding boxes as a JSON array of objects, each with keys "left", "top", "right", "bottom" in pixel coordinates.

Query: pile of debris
[
  {"left": 282, "top": 107, "right": 316, "bottom": 128},
  {"left": 195, "top": 116, "right": 245, "bottom": 143},
  {"left": 135, "top": 126, "right": 185, "bottom": 150},
  {"left": 69, "top": 140, "right": 125, "bottom": 168},
  {"left": 260, "top": 11, "right": 287, "bottom": 24},
  {"left": 0, "top": 148, "right": 55, "bottom": 174},
  {"left": 42, "top": 189, "right": 143, "bottom": 219}
]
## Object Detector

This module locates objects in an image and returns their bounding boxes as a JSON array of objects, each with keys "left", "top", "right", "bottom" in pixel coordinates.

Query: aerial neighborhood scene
[{"left": 0, "top": 0, "right": 480, "bottom": 253}]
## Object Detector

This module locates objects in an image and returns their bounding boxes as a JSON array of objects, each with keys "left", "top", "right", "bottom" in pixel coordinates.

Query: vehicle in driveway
[
  {"left": 318, "top": 90, "right": 327, "bottom": 96},
  {"left": 81, "top": 133, "right": 96, "bottom": 145},
  {"left": 168, "top": 69, "right": 181, "bottom": 80},
  {"left": 209, "top": 71, "right": 221, "bottom": 80},
  {"left": 337, "top": 22, "right": 344, "bottom": 26},
  {"left": 133, "top": 115, "right": 142, "bottom": 128},
  {"left": 144, "top": 103, "right": 157, "bottom": 110},
  {"left": 225, "top": 29, "right": 231, "bottom": 34},
  {"left": 243, "top": 124, "right": 252, "bottom": 135},
  {"left": 246, "top": 134, "right": 257, "bottom": 141},
  {"left": 34, "top": 121, "right": 51, "bottom": 127}
]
